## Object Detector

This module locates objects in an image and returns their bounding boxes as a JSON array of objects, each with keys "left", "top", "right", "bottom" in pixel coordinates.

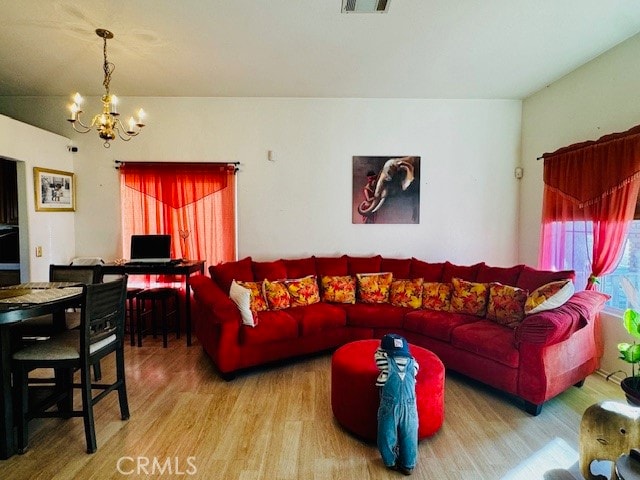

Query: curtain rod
[{"left": 114, "top": 160, "right": 240, "bottom": 170}]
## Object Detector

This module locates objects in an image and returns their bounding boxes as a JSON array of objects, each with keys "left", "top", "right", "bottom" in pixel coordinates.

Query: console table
[{"left": 102, "top": 260, "right": 205, "bottom": 347}]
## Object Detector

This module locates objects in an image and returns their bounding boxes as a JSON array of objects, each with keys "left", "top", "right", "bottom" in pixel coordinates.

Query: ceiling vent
[{"left": 341, "top": 0, "right": 390, "bottom": 13}]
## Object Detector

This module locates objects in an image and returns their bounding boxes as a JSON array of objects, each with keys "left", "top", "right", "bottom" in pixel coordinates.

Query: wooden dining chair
[{"left": 12, "top": 275, "right": 130, "bottom": 454}]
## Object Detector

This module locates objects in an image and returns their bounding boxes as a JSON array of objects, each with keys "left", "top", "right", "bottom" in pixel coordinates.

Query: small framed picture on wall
[{"left": 33, "top": 167, "right": 76, "bottom": 212}]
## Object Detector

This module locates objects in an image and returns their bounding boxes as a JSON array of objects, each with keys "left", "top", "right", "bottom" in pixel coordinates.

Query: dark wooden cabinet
[{"left": 0, "top": 159, "right": 18, "bottom": 225}]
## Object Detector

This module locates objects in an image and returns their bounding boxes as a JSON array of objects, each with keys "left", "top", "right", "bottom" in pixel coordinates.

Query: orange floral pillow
[
  {"left": 356, "top": 272, "right": 393, "bottom": 303},
  {"left": 390, "top": 278, "right": 424, "bottom": 309},
  {"left": 422, "top": 282, "right": 452, "bottom": 311},
  {"left": 320, "top": 275, "right": 356, "bottom": 304},
  {"left": 525, "top": 280, "right": 574, "bottom": 315},
  {"left": 285, "top": 275, "right": 320, "bottom": 307},
  {"left": 486, "top": 282, "right": 527, "bottom": 328},
  {"left": 235, "top": 280, "right": 268, "bottom": 313},
  {"left": 263, "top": 279, "right": 291, "bottom": 310},
  {"left": 450, "top": 277, "right": 489, "bottom": 316}
]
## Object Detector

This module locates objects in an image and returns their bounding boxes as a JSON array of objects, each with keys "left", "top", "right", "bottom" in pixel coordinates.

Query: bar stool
[
  {"left": 126, "top": 287, "right": 144, "bottom": 346},
  {"left": 136, "top": 287, "right": 181, "bottom": 348}
]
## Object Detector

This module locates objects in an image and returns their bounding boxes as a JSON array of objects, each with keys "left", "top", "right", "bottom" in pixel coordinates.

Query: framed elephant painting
[{"left": 352, "top": 156, "right": 420, "bottom": 224}]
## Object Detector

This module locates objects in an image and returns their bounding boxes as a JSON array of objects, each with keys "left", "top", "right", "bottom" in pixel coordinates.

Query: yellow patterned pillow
[
  {"left": 263, "top": 279, "right": 291, "bottom": 310},
  {"left": 525, "top": 280, "right": 574, "bottom": 315},
  {"left": 235, "top": 280, "right": 268, "bottom": 313},
  {"left": 450, "top": 277, "right": 489, "bottom": 316},
  {"left": 321, "top": 275, "right": 356, "bottom": 304},
  {"left": 422, "top": 282, "right": 452, "bottom": 311},
  {"left": 390, "top": 278, "right": 424, "bottom": 309},
  {"left": 285, "top": 275, "right": 320, "bottom": 307},
  {"left": 356, "top": 272, "right": 393, "bottom": 303},
  {"left": 486, "top": 282, "right": 527, "bottom": 328}
]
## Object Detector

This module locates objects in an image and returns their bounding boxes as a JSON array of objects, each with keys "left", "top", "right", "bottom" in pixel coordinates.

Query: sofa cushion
[
  {"left": 320, "top": 275, "right": 356, "bottom": 304},
  {"left": 516, "top": 265, "right": 575, "bottom": 292},
  {"left": 285, "top": 275, "right": 320, "bottom": 307},
  {"left": 451, "top": 320, "right": 520, "bottom": 368},
  {"left": 283, "top": 257, "right": 317, "bottom": 279},
  {"left": 286, "top": 302, "right": 347, "bottom": 336},
  {"left": 525, "top": 280, "right": 575, "bottom": 315},
  {"left": 263, "top": 279, "right": 291, "bottom": 310},
  {"left": 422, "top": 282, "right": 452, "bottom": 311},
  {"left": 410, "top": 259, "right": 444, "bottom": 281},
  {"left": 476, "top": 264, "right": 523, "bottom": 285},
  {"left": 343, "top": 303, "right": 408, "bottom": 329},
  {"left": 442, "top": 261, "right": 485, "bottom": 282},
  {"left": 348, "top": 255, "right": 382, "bottom": 275},
  {"left": 356, "top": 272, "right": 393, "bottom": 303},
  {"left": 486, "top": 282, "right": 527, "bottom": 328},
  {"left": 209, "top": 256, "right": 253, "bottom": 293},
  {"left": 450, "top": 278, "right": 489, "bottom": 317},
  {"left": 241, "top": 310, "right": 299, "bottom": 345},
  {"left": 381, "top": 258, "right": 412, "bottom": 279},
  {"left": 229, "top": 280, "right": 258, "bottom": 327},
  {"left": 253, "top": 259, "right": 287, "bottom": 281},
  {"left": 390, "top": 278, "right": 424, "bottom": 309},
  {"left": 404, "top": 310, "right": 480, "bottom": 342},
  {"left": 315, "top": 255, "right": 349, "bottom": 276}
]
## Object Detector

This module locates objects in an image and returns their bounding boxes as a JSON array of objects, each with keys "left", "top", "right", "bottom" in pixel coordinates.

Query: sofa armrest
[
  {"left": 515, "top": 290, "right": 609, "bottom": 346},
  {"left": 191, "top": 274, "right": 242, "bottom": 324}
]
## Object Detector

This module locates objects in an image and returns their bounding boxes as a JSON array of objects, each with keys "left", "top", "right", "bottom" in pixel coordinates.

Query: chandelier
[{"left": 67, "top": 29, "right": 145, "bottom": 148}]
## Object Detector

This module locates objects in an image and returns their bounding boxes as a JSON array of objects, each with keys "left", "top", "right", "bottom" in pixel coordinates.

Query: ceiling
[{"left": 1, "top": 0, "right": 640, "bottom": 100}]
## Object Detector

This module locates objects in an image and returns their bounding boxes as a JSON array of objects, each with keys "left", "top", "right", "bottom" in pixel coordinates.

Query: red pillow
[
  {"left": 209, "top": 256, "right": 253, "bottom": 294},
  {"left": 348, "top": 255, "right": 382, "bottom": 275},
  {"left": 315, "top": 256, "right": 349, "bottom": 276},
  {"left": 381, "top": 258, "right": 412, "bottom": 279},
  {"left": 476, "top": 264, "right": 524, "bottom": 285},
  {"left": 442, "top": 262, "right": 485, "bottom": 282},
  {"left": 410, "top": 259, "right": 444, "bottom": 281},
  {"left": 252, "top": 260, "right": 287, "bottom": 281},
  {"left": 283, "top": 257, "right": 317, "bottom": 279},
  {"left": 516, "top": 265, "right": 575, "bottom": 292}
]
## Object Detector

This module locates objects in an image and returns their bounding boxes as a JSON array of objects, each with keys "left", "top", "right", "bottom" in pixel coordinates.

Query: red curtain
[
  {"left": 540, "top": 125, "right": 640, "bottom": 290},
  {"left": 120, "top": 162, "right": 236, "bottom": 274}
]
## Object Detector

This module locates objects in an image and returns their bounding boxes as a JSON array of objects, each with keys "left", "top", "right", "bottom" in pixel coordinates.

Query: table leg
[
  {"left": 0, "top": 326, "right": 15, "bottom": 459},
  {"left": 185, "top": 275, "right": 192, "bottom": 347}
]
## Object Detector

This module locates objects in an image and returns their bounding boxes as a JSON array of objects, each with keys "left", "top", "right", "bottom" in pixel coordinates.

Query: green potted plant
[{"left": 614, "top": 308, "right": 640, "bottom": 405}]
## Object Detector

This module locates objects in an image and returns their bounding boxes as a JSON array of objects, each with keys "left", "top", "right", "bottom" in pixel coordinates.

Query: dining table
[{"left": 0, "top": 282, "right": 83, "bottom": 459}]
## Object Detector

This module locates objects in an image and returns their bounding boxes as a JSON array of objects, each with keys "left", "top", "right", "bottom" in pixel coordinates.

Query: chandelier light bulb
[{"left": 128, "top": 116, "right": 136, "bottom": 133}]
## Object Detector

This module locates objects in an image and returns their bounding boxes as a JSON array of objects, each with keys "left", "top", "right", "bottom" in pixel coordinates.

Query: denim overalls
[{"left": 377, "top": 355, "right": 418, "bottom": 469}]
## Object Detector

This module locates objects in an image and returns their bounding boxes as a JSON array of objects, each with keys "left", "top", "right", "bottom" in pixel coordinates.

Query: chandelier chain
[{"left": 102, "top": 36, "right": 115, "bottom": 94}]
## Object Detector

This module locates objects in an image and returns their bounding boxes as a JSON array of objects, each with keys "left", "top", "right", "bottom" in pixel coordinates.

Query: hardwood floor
[{"left": 2, "top": 338, "right": 624, "bottom": 479}]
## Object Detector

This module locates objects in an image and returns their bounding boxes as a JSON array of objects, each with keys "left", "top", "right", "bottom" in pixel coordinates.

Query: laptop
[{"left": 128, "top": 234, "right": 173, "bottom": 264}]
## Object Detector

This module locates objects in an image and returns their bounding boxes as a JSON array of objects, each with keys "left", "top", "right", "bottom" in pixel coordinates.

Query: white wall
[
  {"left": 0, "top": 97, "right": 522, "bottom": 266},
  {"left": 520, "top": 32, "right": 640, "bottom": 377},
  {"left": 0, "top": 114, "right": 75, "bottom": 281}
]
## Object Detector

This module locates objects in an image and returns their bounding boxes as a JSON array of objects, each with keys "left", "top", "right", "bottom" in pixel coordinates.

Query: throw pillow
[
  {"left": 285, "top": 275, "right": 321, "bottom": 307},
  {"left": 235, "top": 280, "right": 268, "bottom": 313},
  {"left": 486, "top": 282, "right": 528, "bottom": 328},
  {"left": 422, "top": 282, "right": 452, "bottom": 311},
  {"left": 320, "top": 275, "right": 356, "bottom": 304},
  {"left": 390, "top": 278, "right": 424, "bottom": 309},
  {"left": 450, "top": 277, "right": 489, "bottom": 316},
  {"left": 356, "top": 272, "right": 393, "bottom": 303},
  {"left": 229, "top": 280, "right": 255, "bottom": 327},
  {"left": 525, "top": 280, "right": 575, "bottom": 315},
  {"left": 263, "top": 279, "right": 291, "bottom": 310}
]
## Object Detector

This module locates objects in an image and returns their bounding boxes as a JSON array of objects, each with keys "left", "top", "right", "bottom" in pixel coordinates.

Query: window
[
  {"left": 549, "top": 220, "right": 640, "bottom": 310},
  {"left": 119, "top": 162, "right": 237, "bottom": 274}
]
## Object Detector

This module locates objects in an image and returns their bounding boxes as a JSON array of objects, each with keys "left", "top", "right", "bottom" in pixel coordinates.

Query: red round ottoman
[{"left": 331, "top": 339, "right": 445, "bottom": 442}]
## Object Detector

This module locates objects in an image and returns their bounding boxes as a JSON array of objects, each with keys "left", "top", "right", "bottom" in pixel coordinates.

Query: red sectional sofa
[{"left": 190, "top": 255, "right": 609, "bottom": 415}]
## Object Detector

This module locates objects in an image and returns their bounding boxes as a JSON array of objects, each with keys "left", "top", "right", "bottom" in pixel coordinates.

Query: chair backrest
[
  {"left": 80, "top": 275, "right": 128, "bottom": 355},
  {"left": 50, "top": 264, "right": 103, "bottom": 284}
]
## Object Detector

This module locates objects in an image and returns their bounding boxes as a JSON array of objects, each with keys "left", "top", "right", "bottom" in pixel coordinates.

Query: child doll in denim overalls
[{"left": 375, "top": 334, "right": 419, "bottom": 476}]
